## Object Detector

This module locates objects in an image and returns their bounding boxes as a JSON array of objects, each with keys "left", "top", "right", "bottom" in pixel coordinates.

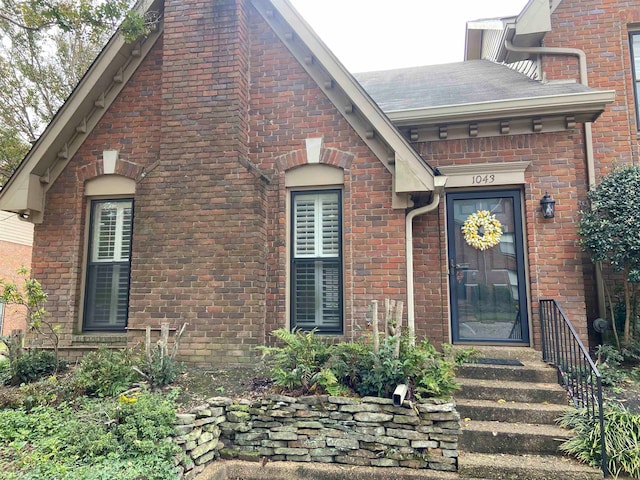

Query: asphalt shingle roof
[{"left": 354, "top": 60, "right": 596, "bottom": 112}]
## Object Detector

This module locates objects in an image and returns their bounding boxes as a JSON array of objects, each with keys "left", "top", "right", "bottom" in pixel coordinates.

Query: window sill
[{"left": 72, "top": 333, "right": 127, "bottom": 345}]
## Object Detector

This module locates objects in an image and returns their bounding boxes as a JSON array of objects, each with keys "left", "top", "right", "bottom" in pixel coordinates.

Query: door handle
[{"left": 449, "top": 258, "right": 457, "bottom": 273}]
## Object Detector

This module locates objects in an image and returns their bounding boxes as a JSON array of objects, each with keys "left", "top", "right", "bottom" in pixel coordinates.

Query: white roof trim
[
  {"left": 0, "top": 0, "right": 162, "bottom": 221},
  {"left": 260, "top": 0, "right": 436, "bottom": 193},
  {"left": 385, "top": 90, "right": 616, "bottom": 126}
]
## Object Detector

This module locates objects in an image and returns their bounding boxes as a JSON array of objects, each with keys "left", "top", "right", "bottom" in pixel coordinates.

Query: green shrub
[
  {"left": 0, "top": 359, "right": 10, "bottom": 385},
  {"left": 324, "top": 341, "right": 370, "bottom": 391},
  {"left": 259, "top": 328, "right": 333, "bottom": 393},
  {"left": 0, "top": 390, "right": 180, "bottom": 479},
  {"left": 11, "top": 350, "right": 66, "bottom": 384},
  {"left": 113, "top": 390, "right": 179, "bottom": 456},
  {"left": 595, "top": 344, "right": 628, "bottom": 387},
  {"left": 136, "top": 346, "right": 182, "bottom": 388},
  {"left": 559, "top": 403, "right": 640, "bottom": 478},
  {"left": 353, "top": 337, "right": 467, "bottom": 398},
  {"left": 76, "top": 347, "right": 138, "bottom": 397},
  {"left": 261, "top": 328, "right": 468, "bottom": 399},
  {"left": 355, "top": 336, "right": 409, "bottom": 397}
]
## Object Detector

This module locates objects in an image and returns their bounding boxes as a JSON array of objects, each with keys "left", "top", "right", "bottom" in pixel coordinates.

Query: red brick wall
[
  {"left": 248, "top": 8, "right": 407, "bottom": 344},
  {"left": 32, "top": 0, "right": 410, "bottom": 365},
  {"left": 28, "top": 0, "right": 597, "bottom": 365},
  {"left": 413, "top": 132, "right": 590, "bottom": 348},
  {"left": 31, "top": 34, "right": 163, "bottom": 350},
  {"left": 0, "top": 240, "right": 32, "bottom": 335},
  {"left": 542, "top": 0, "right": 640, "bottom": 330},
  {"left": 127, "top": 0, "right": 267, "bottom": 365},
  {"left": 544, "top": 1, "right": 640, "bottom": 175}
]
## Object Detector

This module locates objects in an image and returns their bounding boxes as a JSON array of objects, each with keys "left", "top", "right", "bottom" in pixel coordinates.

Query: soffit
[
  {"left": 0, "top": 0, "right": 163, "bottom": 222},
  {"left": 465, "top": 0, "right": 554, "bottom": 65},
  {"left": 253, "top": 0, "right": 437, "bottom": 199}
]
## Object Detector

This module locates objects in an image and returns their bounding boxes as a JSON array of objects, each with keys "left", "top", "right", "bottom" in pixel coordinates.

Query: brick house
[
  {"left": 0, "top": 0, "right": 616, "bottom": 365},
  {"left": 0, "top": 214, "right": 33, "bottom": 335},
  {"left": 466, "top": 0, "right": 640, "bottom": 338}
]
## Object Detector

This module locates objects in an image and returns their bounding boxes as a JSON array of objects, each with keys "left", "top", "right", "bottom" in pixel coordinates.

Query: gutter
[
  {"left": 385, "top": 90, "right": 614, "bottom": 127},
  {"left": 505, "top": 38, "right": 606, "bottom": 318},
  {"left": 406, "top": 176, "right": 447, "bottom": 343}
]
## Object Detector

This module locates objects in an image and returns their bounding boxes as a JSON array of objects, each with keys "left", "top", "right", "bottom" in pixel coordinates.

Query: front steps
[{"left": 455, "top": 346, "right": 603, "bottom": 480}]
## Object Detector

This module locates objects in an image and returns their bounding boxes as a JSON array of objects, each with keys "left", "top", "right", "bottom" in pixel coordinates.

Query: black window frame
[
  {"left": 290, "top": 189, "right": 344, "bottom": 334},
  {"left": 83, "top": 198, "right": 134, "bottom": 332}
]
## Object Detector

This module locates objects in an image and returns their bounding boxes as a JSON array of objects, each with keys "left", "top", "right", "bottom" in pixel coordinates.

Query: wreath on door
[{"left": 462, "top": 210, "right": 503, "bottom": 251}]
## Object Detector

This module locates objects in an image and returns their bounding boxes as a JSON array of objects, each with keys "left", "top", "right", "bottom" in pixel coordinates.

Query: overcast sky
[{"left": 288, "top": 0, "right": 529, "bottom": 73}]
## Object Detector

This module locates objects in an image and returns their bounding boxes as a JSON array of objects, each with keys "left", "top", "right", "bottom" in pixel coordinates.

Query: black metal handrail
[{"left": 539, "top": 299, "right": 608, "bottom": 477}]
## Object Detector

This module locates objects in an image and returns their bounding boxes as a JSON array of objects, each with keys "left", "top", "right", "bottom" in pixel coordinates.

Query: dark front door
[{"left": 446, "top": 190, "right": 529, "bottom": 344}]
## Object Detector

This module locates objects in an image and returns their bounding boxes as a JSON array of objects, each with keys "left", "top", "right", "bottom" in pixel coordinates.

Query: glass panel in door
[{"left": 447, "top": 190, "right": 529, "bottom": 344}]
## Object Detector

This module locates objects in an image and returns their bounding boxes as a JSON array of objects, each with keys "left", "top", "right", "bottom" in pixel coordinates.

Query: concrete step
[
  {"left": 460, "top": 420, "right": 571, "bottom": 456},
  {"left": 196, "top": 459, "right": 483, "bottom": 479},
  {"left": 457, "top": 363, "right": 558, "bottom": 383},
  {"left": 457, "top": 377, "right": 568, "bottom": 405},
  {"left": 456, "top": 398, "right": 571, "bottom": 425},
  {"left": 457, "top": 346, "right": 544, "bottom": 363},
  {"left": 459, "top": 453, "right": 603, "bottom": 480}
]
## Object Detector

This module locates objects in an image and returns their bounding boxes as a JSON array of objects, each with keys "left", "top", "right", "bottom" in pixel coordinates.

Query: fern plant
[{"left": 259, "top": 328, "right": 333, "bottom": 393}]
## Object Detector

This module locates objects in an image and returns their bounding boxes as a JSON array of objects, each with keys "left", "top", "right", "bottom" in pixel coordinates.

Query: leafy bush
[
  {"left": 0, "top": 358, "right": 10, "bottom": 385},
  {"left": 356, "top": 336, "right": 409, "bottom": 397},
  {"left": 0, "top": 390, "right": 180, "bottom": 479},
  {"left": 261, "top": 328, "right": 469, "bottom": 399},
  {"left": 10, "top": 350, "right": 66, "bottom": 385},
  {"left": 134, "top": 323, "right": 186, "bottom": 389},
  {"left": 579, "top": 164, "right": 640, "bottom": 344},
  {"left": 114, "top": 390, "right": 179, "bottom": 456},
  {"left": 559, "top": 403, "right": 640, "bottom": 478},
  {"left": 76, "top": 347, "right": 138, "bottom": 397},
  {"left": 1, "top": 267, "right": 61, "bottom": 361},
  {"left": 595, "top": 344, "right": 627, "bottom": 387},
  {"left": 258, "top": 328, "right": 334, "bottom": 393},
  {"left": 136, "top": 346, "right": 182, "bottom": 388},
  {"left": 325, "top": 341, "right": 370, "bottom": 392}
]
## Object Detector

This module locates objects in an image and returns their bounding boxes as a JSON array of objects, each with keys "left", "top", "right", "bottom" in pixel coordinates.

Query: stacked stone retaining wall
[{"left": 174, "top": 394, "right": 460, "bottom": 479}]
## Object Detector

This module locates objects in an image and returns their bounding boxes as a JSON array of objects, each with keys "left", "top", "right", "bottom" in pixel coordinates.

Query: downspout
[
  {"left": 406, "top": 176, "right": 447, "bottom": 343},
  {"left": 505, "top": 39, "right": 606, "bottom": 317}
]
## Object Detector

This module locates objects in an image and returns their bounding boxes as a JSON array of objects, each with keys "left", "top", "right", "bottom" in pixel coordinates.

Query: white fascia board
[
  {"left": 516, "top": 0, "right": 550, "bottom": 36},
  {"left": 268, "top": 0, "right": 435, "bottom": 190},
  {"left": 0, "top": 0, "right": 158, "bottom": 215},
  {"left": 385, "top": 90, "right": 616, "bottom": 126},
  {"left": 466, "top": 18, "right": 510, "bottom": 30}
]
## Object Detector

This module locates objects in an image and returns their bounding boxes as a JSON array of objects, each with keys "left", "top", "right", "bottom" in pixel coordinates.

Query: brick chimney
[{"left": 130, "top": 0, "right": 266, "bottom": 365}]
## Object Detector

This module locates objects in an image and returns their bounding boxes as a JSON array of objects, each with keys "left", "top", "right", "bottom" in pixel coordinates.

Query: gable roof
[
  {"left": 465, "top": 0, "right": 564, "bottom": 65},
  {"left": 251, "top": 0, "right": 438, "bottom": 201},
  {"left": 0, "top": 0, "right": 440, "bottom": 222},
  {"left": 0, "top": 0, "right": 163, "bottom": 223}
]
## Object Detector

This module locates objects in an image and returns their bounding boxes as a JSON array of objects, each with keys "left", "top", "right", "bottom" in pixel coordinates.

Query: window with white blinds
[
  {"left": 84, "top": 199, "right": 133, "bottom": 331},
  {"left": 291, "top": 191, "right": 342, "bottom": 332}
]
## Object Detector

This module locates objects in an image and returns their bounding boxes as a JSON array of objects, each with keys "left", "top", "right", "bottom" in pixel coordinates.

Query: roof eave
[
  {"left": 260, "top": 0, "right": 436, "bottom": 194},
  {"left": 0, "top": 0, "right": 163, "bottom": 221},
  {"left": 464, "top": 0, "right": 551, "bottom": 64},
  {"left": 385, "top": 90, "right": 616, "bottom": 127}
]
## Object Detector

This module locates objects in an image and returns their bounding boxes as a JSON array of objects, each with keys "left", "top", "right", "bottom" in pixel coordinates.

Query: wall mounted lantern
[{"left": 540, "top": 192, "right": 556, "bottom": 219}]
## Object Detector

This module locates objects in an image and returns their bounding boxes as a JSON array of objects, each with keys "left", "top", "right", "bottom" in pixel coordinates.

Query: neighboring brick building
[
  {"left": 466, "top": 0, "right": 640, "bottom": 340},
  {"left": 0, "top": 0, "right": 616, "bottom": 365},
  {"left": 0, "top": 214, "right": 33, "bottom": 335}
]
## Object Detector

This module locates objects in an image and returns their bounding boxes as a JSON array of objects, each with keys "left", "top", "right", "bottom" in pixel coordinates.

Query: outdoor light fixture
[{"left": 540, "top": 192, "right": 556, "bottom": 219}]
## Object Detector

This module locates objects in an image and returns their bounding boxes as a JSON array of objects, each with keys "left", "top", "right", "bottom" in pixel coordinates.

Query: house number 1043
[{"left": 471, "top": 174, "right": 495, "bottom": 185}]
